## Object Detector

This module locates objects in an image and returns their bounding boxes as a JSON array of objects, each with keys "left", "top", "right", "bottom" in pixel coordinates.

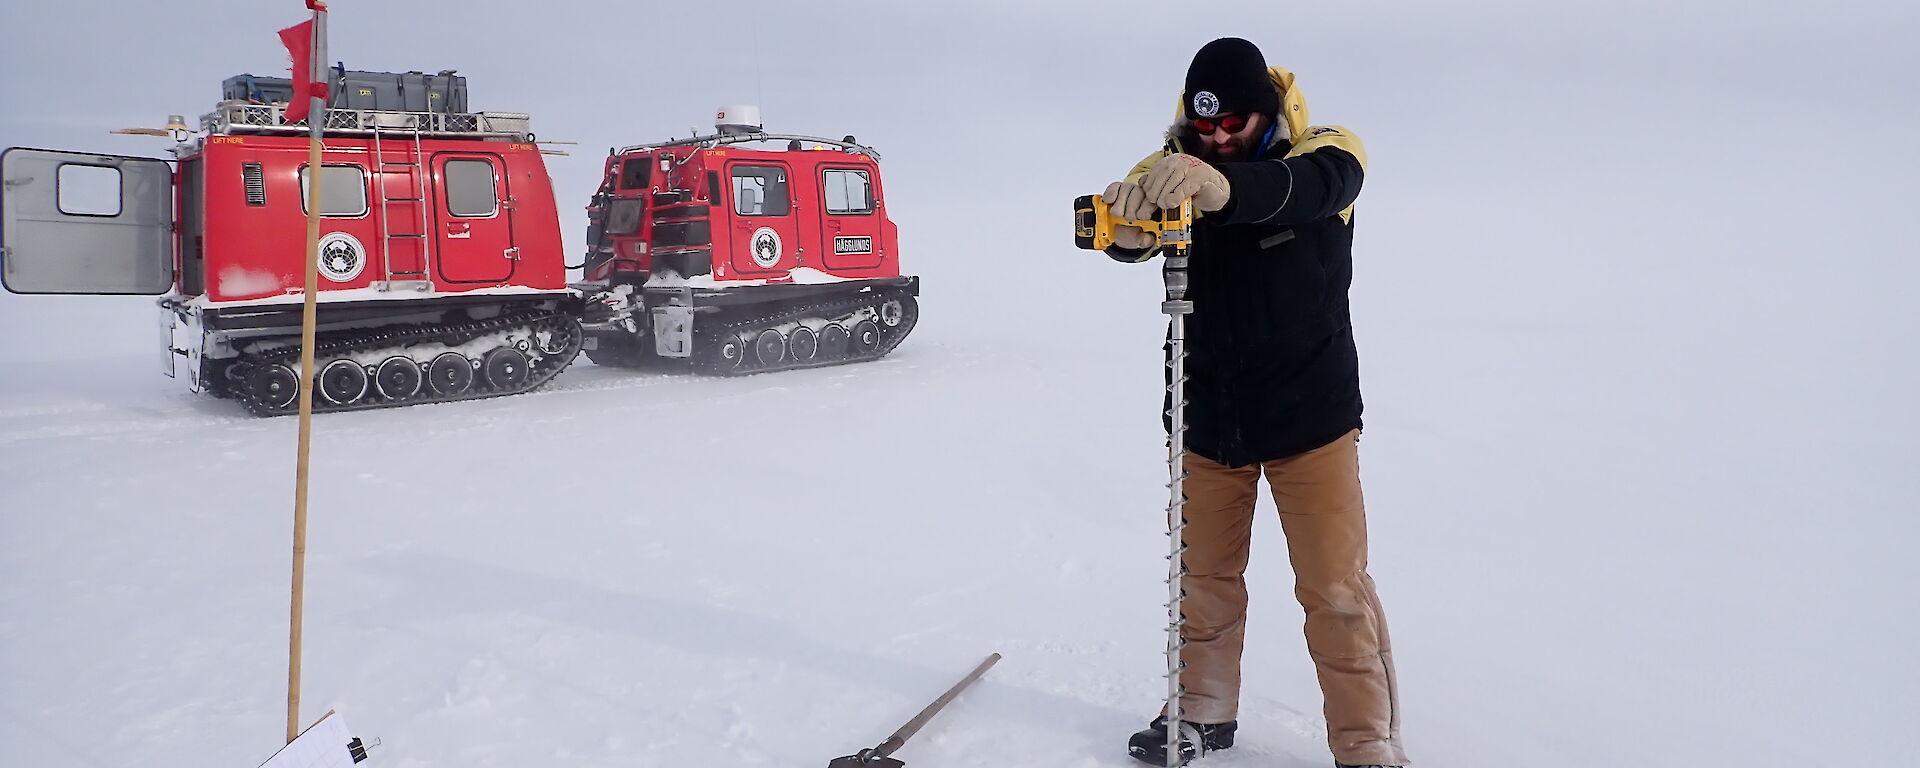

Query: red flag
[{"left": 278, "top": 19, "right": 328, "bottom": 123}]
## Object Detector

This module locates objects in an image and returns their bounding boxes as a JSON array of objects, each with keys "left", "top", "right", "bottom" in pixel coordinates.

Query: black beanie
[{"left": 1183, "top": 37, "right": 1278, "bottom": 121}]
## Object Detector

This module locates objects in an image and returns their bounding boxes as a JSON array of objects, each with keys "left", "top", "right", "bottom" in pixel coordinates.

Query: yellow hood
[{"left": 1269, "top": 66, "right": 1310, "bottom": 145}]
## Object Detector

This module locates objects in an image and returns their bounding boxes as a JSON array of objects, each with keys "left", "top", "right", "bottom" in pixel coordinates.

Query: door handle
[{"left": 504, "top": 247, "right": 521, "bottom": 261}]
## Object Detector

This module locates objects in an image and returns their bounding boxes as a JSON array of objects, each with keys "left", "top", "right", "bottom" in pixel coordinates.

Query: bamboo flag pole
[{"left": 289, "top": 0, "right": 329, "bottom": 745}]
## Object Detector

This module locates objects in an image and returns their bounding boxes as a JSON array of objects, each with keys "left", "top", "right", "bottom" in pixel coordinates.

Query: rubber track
[
  {"left": 238, "top": 309, "right": 583, "bottom": 417},
  {"left": 692, "top": 287, "right": 919, "bottom": 376}
]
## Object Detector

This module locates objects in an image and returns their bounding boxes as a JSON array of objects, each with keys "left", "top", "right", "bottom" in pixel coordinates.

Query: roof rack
[
  {"left": 616, "top": 132, "right": 881, "bottom": 160},
  {"left": 200, "top": 100, "right": 533, "bottom": 141}
]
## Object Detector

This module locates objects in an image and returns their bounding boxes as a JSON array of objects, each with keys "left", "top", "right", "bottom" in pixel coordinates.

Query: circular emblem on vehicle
[
  {"left": 317, "top": 232, "right": 366, "bottom": 282},
  {"left": 1192, "top": 90, "right": 1220, "bottom": 118},
  {"left": 750, "top": 227, "right": 783, "bottom": 268}
]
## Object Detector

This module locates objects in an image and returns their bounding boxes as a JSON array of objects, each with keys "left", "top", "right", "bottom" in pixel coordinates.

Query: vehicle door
[
  {"left": 0, "top": 148, "right": 174, "bottom": 294},
  {"left": 817, "top": 164, "right": 883, "bottom": 271},
  {"left": 725, "top": 161, "right": 799, "bottom": 275},
  {"left": 433, "top": 152, "right": 514, "bottom": 283}
]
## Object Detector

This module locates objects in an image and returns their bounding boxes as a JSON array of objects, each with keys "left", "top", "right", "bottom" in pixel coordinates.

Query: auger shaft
[{"left": 1159, "top": 199, "right": 1195, "bottom": 767}]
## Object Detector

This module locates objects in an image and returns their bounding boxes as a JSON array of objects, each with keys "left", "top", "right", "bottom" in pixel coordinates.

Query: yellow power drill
[{"left": 1072, "top": 193, "right": 1193, "bottom": 256}]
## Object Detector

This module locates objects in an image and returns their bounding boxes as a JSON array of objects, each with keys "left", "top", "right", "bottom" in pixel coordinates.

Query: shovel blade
[{"left": 828, "top": 756, "right": 905, "bottom": 768}]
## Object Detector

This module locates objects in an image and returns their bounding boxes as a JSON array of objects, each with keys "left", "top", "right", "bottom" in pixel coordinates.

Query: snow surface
[{"left": 3, "top": 2, "right": 1918, "bottom": 767}]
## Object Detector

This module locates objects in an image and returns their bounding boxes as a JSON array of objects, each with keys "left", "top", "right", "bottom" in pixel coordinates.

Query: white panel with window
[{"left": 1, "top": 148, "right": 175, "bottom": 295}]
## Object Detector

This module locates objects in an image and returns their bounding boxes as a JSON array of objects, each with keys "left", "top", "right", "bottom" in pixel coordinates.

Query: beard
[{"left": 1195, "top": 129, "right": 1263, "bottom": 162}]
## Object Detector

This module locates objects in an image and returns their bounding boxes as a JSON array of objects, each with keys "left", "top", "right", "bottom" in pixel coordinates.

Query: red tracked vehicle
[
  {"left": 575, "top": 105, "right": 920, "bottom": 374},
  {"left": 0, "top": 71, "right": 585, "bottom": 415},
  {"left": 1, "top": 85, "right": 920, "bottom": 415}
]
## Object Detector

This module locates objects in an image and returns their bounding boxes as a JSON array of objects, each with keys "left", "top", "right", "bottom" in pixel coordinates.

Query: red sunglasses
[{"left": 1192, "top": 114, "right": 1249, "bottom": 135}]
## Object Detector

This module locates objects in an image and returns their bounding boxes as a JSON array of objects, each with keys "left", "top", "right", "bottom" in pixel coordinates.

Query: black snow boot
[{"left": 1127, "top": 716, "right": 1236, "bottom": 765}]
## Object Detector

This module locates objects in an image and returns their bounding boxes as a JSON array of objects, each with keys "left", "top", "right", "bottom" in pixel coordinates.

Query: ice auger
[{"left": 1156, "top": 196, "right": 1198, "bottom": 766}]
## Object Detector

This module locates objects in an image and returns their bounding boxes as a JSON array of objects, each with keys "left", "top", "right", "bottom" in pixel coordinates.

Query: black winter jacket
[{"left": 1110, "top": 127, "right": 1367, "bottom": 468}]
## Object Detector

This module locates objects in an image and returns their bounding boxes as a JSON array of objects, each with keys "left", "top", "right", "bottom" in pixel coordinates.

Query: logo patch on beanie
[{"left": 1192, "top": 91, "right": 1220, "bottom": 117}]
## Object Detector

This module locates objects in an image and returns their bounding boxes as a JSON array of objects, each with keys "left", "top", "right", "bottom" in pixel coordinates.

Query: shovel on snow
[{"left": 828, "top": 653, "right": 1001, "bottom": 768}]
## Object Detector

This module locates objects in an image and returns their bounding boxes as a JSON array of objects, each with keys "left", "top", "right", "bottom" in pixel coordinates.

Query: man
[{"left": 1105, "top": 38, "right": 1409, "bottom": 768}]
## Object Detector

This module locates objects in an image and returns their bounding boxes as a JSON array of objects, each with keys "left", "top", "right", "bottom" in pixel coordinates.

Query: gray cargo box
[
  {"left": 222, "top": 74, "right": 298, "bottom": 105},
  {"left": 334, "top": 70, "right": 467, "bottom": 113},
  {"left": 221, "top": 68, "right": 468, "bottom": 113}
]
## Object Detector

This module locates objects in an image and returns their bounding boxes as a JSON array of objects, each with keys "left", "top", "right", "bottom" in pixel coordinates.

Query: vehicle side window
[
  {"left": 298, "top": 165, "right": 369, "bottom": 217},
  {"left": 823, "top": 169, "right": 873, "bottom": 215},
  {"left": 730, "top": 165, "right": 789, "bottom": 216},
  {"left": 445, "top": 159, "right": 498, "bottom": 217}
]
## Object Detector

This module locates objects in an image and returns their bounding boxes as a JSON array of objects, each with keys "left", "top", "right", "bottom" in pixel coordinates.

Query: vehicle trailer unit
[
  {"left": 577, "top": 105, "right": 920, "bottom": 375},
  {"left": 0, "top": 78, "right": 583, "bottom": 415}
]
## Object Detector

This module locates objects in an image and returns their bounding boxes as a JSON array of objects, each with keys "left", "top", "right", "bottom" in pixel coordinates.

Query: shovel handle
[{"left": 871, "top": 653, "right": 1001, "bottom": 758}]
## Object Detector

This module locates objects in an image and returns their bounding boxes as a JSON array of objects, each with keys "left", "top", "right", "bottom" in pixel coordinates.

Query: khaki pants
[{"left": 1176, "top": 429, "right": 1409, "bottom": 766}]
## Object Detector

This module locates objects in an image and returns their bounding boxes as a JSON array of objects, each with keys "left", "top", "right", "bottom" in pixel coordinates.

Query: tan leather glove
[
  {"left": 1140, "top": 153, "right": 1231, "bottom": 212},
  {"left": 1103, "top": 181, "right": 1158, "bottom": 250}
]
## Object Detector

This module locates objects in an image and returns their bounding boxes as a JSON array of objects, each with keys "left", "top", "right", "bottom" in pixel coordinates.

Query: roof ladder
[{"left": 372, "top": 118, "right": 432, "bottom": 291}]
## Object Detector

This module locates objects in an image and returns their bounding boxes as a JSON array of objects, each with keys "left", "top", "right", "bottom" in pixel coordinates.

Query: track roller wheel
[
  {"left": 537, "top": 327, "right": 572, "bottom": 356},
  {"left": 788, "top": 326, "right": 818, "bottom": 362},
  {"left": 247, "top": 363, "right": 300, "bottom": 411},
  {"left": 375, "top": 356, "right": 423, "bottom": 400},
  {"left": 428, "top": 352, "right": 474, "bottom": 396},
  {"left": 754, "top": 328, "right": 787, "bottom": 364},
  {"left": 318, "top": 359, "right": 370, "bottom": 406},
  {"left": 483, "top": 347, "right": 531, "bottom": 390},
  {"left": 853, "top": 319, "right": 882, "bottom": 354},
  {"left": 715, "top": 334, "right": 746, "bottom": 371},
  {"left": 819, "top": 323, "right": 850, "bottom": 359}
]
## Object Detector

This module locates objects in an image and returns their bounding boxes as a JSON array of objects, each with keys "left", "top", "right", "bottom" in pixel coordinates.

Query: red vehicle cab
[
  {"left": 577, "top": 105, "right": 919, "bottom": 373},
  {"left": 0, "top": 75, "right": 583, "bottom": 415}
]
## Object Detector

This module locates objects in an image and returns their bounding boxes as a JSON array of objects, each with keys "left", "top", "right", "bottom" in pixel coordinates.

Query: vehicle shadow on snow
[{"left": 347, "top": 550, "right": 1260, "bottom": 764}]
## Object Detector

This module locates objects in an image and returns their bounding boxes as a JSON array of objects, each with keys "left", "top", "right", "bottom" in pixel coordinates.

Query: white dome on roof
[{"left": 715, "top": 105, "right": 762, "bottom": 135}]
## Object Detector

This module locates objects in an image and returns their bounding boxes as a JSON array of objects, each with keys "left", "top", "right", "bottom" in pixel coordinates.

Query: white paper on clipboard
[{"left": 257, "top": 710, "right": 370, "bottom": 768}]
